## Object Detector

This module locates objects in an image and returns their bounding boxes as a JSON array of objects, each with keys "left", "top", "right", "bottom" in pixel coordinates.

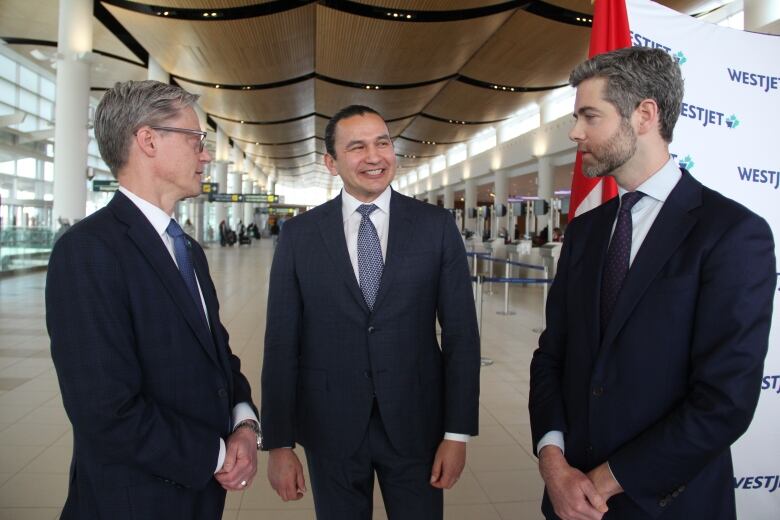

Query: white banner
[{"left": 626, "top": 1, "right": 780, "bottom": 517}]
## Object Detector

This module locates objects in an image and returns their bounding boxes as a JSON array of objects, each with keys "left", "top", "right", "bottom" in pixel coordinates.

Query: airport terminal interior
[{"left": 0, "top": 0, "right": 777, "bottom": 518}]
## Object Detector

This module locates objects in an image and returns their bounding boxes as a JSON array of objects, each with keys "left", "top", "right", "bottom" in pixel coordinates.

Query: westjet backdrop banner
[{"left": 626, "top": 0, "right": 780, "bottom": 517}]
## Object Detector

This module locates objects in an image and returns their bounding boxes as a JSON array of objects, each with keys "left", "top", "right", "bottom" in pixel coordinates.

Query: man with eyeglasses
[{"left": 46, "top": 80, "right": 259, "bottom": 520}]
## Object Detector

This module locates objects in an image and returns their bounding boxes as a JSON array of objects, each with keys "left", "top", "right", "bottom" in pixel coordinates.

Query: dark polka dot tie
[
  {"left": 356, "top": 204, "right": 384, "bottom": 311},
  {"left": 600, "top": 191, "right": 645, "bottom": 334},
  {"left": 167, "top": 219, "right": 208, "bottom": 326}
]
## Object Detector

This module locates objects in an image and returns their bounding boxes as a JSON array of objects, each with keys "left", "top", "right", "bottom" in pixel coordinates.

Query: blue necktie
[
  {"left": 356, "top": 204, "right": 384, "bottom": 311},
  {"left": 167, "top": 219, "right": 208, "bottom": 325},
  {"left": 600, "top": 191, "right": 645, "bottom": 334}
]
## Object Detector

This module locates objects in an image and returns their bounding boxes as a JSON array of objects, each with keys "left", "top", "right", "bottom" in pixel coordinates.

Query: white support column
[
  {"left": 465, "top": 178, "right": 477, "bottom": 235},
  {"left": 230, "top": 145, "right": 243, "bottom": 228},
  {"left": 214, "top": 126, "right": 229, "bottom": 230},
  {"left": 147, "top": 56, "right": 169, "bottom": 83},
  {"left": 537, "top": 155, "right": 554, "bottom": 239},
  {"left": 744, "top": 0, "right": 780, "bottom": 33},
  {"left": 242, "top": 177, "right": 253, "bottom": 226},
  {"left": 494, "top": 169, "right": 508, "bottom": 238},
  {"left": 52, "top": 0, "right": 93, "bottom": 227},
  {"left": 443, "top": 185, "right": 455, "bottom": 209}
]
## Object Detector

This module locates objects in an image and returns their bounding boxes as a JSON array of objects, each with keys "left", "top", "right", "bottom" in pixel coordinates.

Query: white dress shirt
[
  {"left": 118, "top": 187, "right": 258, "bottom": 472},
  {"left": 537, "top": 158, "right": 682, "bottom": 469},
  {"left": 340, "top": 187, "right": 470, "bottom": 443}
]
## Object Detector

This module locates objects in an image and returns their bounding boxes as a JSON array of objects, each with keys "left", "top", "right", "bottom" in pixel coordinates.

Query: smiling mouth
[{"left": 362, "top": 168, "right": 384, "bottom": 177}]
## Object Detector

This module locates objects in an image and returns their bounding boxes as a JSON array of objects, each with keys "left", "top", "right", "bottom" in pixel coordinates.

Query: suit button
[
  {"left": 586, "top": 445, "right": 593, "bottom": 454},
  {"left": 217, "top": 388, "right": 227, "bottom": 398},
  {"left": 368, "top": 326, "right": 375, "bottom": 334},
  {"left": 659, "top": 498, "right": 668, "bottom": 507},
  {"left": 364, "top": 371, "right": 372, "bottom": 379},
  {"left": 592, "top": 387, "right": 604, "bottom": 397}
]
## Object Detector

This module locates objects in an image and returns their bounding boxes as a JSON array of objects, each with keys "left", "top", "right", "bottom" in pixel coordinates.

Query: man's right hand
[
  {"left": 538, "top": 446, "right": 608, "bottom": 520},
  {"left": 267, "top": 448, "right": 306, "bottom": 501}
]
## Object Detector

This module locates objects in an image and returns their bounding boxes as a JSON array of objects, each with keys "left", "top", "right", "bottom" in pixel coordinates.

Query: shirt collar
[
  {"left": 617, "top": 156, "right": 681, "bottom": 204},
  {"left": 341, "top": 186, "right": 392, "bottom": 222},
  {"left": 118, "top": 186, "right": 175, "bottom": 237}
]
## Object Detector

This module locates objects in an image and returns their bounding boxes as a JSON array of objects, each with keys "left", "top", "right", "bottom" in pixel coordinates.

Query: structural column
[
  {"left": 213, "top": 127, "right": 229, "bottom": 233},
  {"left": 52, "top": 0, "right": 93, "bottom": 227},
  {"left": 464, "top": 178, "right": 477, "bottom": 235},
  {"left": 494, "top": 169, "right": 508, "bottom": 238},
  {"left": 147, "top": 56, "right": 169, "bottom": 83},
  {"left": 443, "top": 185, "right": 455, "bottom": 209},
  {"left": 537, "top": 155, "right": 554, "bottom": 238}
]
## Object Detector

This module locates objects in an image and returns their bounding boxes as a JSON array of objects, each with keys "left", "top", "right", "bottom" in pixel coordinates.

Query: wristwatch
[{"left": 234, "top": 419, "right": 261, "bottom": 450}]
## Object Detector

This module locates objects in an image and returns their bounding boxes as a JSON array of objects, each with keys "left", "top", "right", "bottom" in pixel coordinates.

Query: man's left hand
[
  {"left": 430, "top": 439, "right": 466, "bottom": 489},
  {"left": 215, "top": 427, "right": 258, "bottom": 491},
  {"left": 587, "top": 463, "right": 623, "bottom": 502}
]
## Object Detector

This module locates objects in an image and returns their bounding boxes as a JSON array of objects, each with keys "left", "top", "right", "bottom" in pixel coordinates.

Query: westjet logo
[
  {"left": 734, "top": 475, "right": 780, "bottom": 493},
  {"left": 680, "top": 102, "right": 739, "bottom": 129},
  {"left": 630, "top": 32, "right": 686, "bottom": 65},
  {"left": 727, "top": 68, "right": 779, "bottom": 93},
  {"left": 737, "top": 167, "right": 779, "bottom": 190},
  {"left": 762, "top": 374, "right": 780, "bottom": 394}
]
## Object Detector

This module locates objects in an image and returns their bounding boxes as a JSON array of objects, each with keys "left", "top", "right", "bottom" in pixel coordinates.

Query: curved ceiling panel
[
  {"left": 402, "top": 117, "right": 488, "bottom": 143},
  {"left": 104, "top": 2, "right": 315, "bottom": 84},
  {"left": 314, "top": 80, "right": 446, "bottom": 122},
  {"left": 212, "top": 115, "right": 315, "bottom": 144},
  {"left": 178, "top": 78, "right": 315, "bottom": 122},
  {"left": 461, "top": 10, "right": 589, "bottom": 87},
  {"left": 316, "top": 5, "right": 514, "bottom": 84},
  {"left": 424, "top": 82, "right": 546, "bottom": 122}
]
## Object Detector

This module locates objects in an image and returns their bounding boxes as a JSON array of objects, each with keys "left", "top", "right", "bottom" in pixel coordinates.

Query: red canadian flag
[{"left": 569, "top": 0, "right": 631, "bottom": 217}]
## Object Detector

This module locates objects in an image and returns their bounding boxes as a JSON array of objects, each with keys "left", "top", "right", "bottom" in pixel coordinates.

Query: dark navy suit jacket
[
  {"left": 529, "top": 170, "right": 776, "bottom": 519},
  {"left": 261, "top": 190, "right": 480, "bottom": 458},
  {"left": 46, "top": 191, "right": 256, "bottom": 519}
]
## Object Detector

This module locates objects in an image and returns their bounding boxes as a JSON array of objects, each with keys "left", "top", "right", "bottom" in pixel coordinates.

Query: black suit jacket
[
  {"left": 261, "top": 190, "right": 480, "bottom": 458},
  {"left": 529, "top": 170, "right": 776, "bottom": 519},
  {"left": 46, "top": 191, "right": 256, "bottom": 520}
]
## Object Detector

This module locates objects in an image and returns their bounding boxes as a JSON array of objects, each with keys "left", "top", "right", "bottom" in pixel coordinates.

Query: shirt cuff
[
  {"left": 232, "top": 402, "right": 259, "bottom": 430},
  {"left": 444, "top": 432, "right": 470, "bottom": 443},
  {"left": 606, "top": 461, "right": 621, "bottom": 487},
  {"left": 537, "top": 430, "right": 565, "bottom": 455},
  {"left": 215, "top": 437, "right": 226, "bottom": 474}
]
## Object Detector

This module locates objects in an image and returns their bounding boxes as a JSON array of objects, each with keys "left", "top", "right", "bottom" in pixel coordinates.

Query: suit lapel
[
  {"left": 316, "top": 195, "right": 370, "bottom": 312},
  {"left": 109, "top": 192, "right": 221, "bottom": 367},
  {"left": 191, "top": 250, "right": 232, "bottom": 381},
  {"left": 372, "top": 190, "right": 413, "bottom": 312},
  {"left": 599, "top": 171, "right": 701, "bottom": 352}
]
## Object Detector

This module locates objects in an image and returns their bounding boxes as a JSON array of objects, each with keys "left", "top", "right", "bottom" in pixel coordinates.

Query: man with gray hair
[
  {"left": 529, "top": 47, "right": 775, "bottom": 520},
  {"left": 46, "top": 80, "right": 260, "bottom": 519}
]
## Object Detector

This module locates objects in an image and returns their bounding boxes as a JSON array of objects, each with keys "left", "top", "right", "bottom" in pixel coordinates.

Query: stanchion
[
  {"left": 496, "top": 259, "right": 515, "bottom": 316},
  {"left": 533, "top": 265, "right": 549, "bottom": 333},
  {"left": 474, "top": 275, "right": 494, "bottom": 366}
]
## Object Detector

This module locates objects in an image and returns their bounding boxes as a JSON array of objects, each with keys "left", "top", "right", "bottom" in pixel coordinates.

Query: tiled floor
[{"left": 0, "top": 239, "right": 546, "bottom": 519}]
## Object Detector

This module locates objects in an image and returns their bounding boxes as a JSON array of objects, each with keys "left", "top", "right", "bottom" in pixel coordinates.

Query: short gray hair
[
  {"left": 569, "top": 47, "right": 683, "bottom": 143},
  {"left": 94, "top": 80, "right": 199, "bottom": 175}
]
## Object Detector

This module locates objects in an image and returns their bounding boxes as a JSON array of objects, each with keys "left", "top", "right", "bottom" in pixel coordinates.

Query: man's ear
[
  {"left": 134, "top": 127, "right": 158, "bottom": 157},
  {"left": 634, "top": 98, "right": 660, "bottom": 136},
  {"left": 324, "top": 153, "right": 338, "bottom": 177}
]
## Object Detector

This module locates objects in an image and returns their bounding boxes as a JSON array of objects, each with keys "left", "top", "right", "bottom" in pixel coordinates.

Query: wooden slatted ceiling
[
  {"left": 315, "top": 5, "right": 514, "bottom": 84},
  {"left": 402, "top": 117, "right": 488, "bottom": 143},
  {"left": 461, "top": 11, "right": 589, "bottom": 87},
  {"left": 177, "top": 78, "right": 315, "bottom": 121},
  {"left": 548, "top": 0, "right": 715, "bottom": 13},
  {"left": 128, "top": 0, "right": 273, "bottom": 8},
  {"left": 213, "top": 116, "right": 315, "bottom": 144},
  {"left": 425, "top": 83, "right": 547, "bottom": 122},
  {"left": 357, "top": 0, "right": 504, "bottom": 9},
  {"left": 314, "top": 81, "right": 445, "bottom": 121},
  {"left": 103, "top": 2, "right": 315, "bottom": 84}
]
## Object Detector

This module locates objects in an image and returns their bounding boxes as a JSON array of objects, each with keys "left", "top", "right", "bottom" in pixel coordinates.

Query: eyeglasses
[{"left": 149, "top": 126, "right": 207, "bottom": 153}]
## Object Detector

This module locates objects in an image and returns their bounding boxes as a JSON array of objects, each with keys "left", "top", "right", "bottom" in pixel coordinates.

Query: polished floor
[{"left": 0, "top": 238, "right": 547, "bottom": 519}]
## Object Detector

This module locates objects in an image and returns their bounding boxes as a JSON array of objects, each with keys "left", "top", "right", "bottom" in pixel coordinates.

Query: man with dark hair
[
  {"left": 529, "top": 47, "right": 775, "bottom": 520},
  {"left": 261, "top": 105, "right": 480, "bottom": 519},
  {"left": 46, "top": 80, "right": 260, "bottom": 519}
]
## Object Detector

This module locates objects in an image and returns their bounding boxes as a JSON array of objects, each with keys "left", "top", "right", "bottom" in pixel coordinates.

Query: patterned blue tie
[
  {"left": 600, "top": 191, "right": 645, "bottom": 334},
  {"left": 356, "top": 204, "right": 384, "bottom": 311},
  {"left": 167, "top": 219, "right": 208, "bottom": 325}
]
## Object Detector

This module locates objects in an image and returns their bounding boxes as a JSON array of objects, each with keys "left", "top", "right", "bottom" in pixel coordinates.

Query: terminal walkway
[{"left": 0, "top": 238, "right": 546, "bottom": 519}]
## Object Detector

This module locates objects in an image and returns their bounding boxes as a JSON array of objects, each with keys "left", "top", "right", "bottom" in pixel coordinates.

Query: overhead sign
[
  {"left": 243, "top": 193, "right": 279, "bottom": 203},
  {"left": 208, "top": 193, "right": 244, "bottom": 203},
  {"left": 201, "top": 182, "right": 219, "bottom": 194},
  {"left": 92, "top": 179, "right": 119, "bottom": 192},
  {"left": 207, "top": 193, "right": 279, "bottom": 203}
]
